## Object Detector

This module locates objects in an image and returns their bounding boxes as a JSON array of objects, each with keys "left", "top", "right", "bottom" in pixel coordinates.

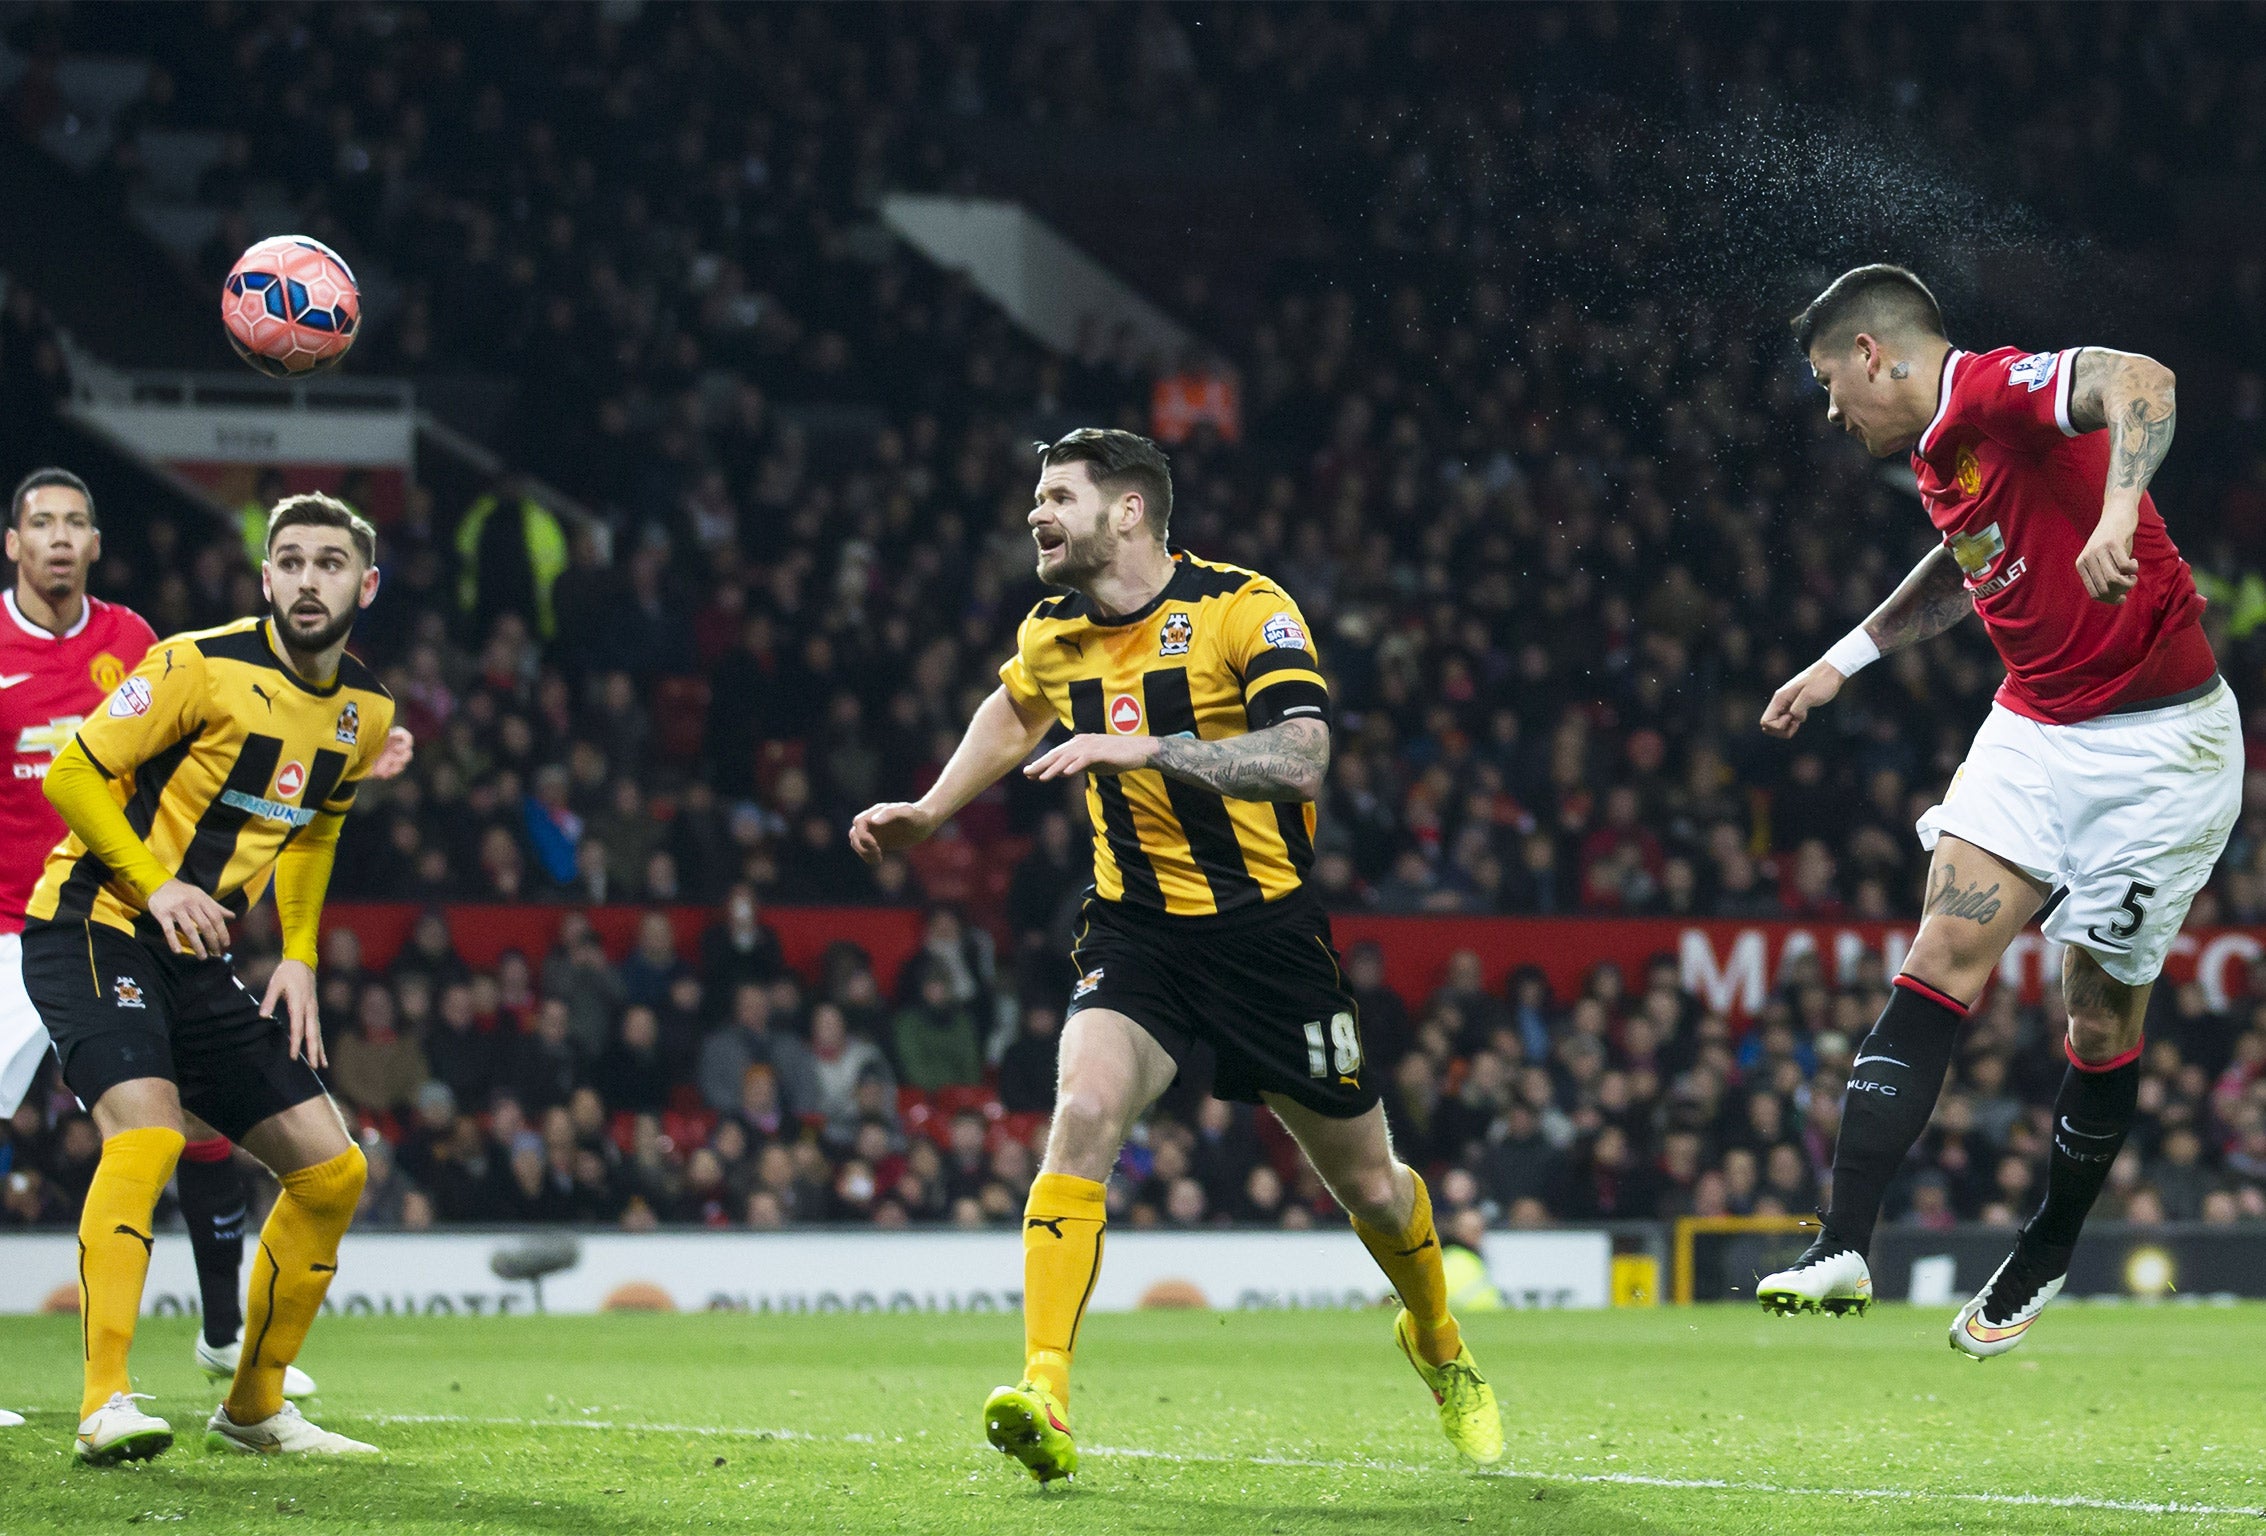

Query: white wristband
[{"left": 1822, "top": 627, "right": 1881, "bottom": 678}]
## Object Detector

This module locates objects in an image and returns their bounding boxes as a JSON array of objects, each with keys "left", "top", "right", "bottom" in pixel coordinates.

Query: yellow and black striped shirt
[
  {"left": 1000, "top": 554, "right": 1329, "bottom": 919},
  {"left": 27, "top": 617, "right": 395, "bottom": 945}
]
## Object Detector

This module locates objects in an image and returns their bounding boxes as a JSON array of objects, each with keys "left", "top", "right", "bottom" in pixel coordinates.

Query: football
[{"left": 220, "top": 235, "right": 360, "bottom": 377}]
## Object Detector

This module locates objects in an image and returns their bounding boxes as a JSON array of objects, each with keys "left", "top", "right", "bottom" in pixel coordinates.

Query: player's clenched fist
[
  {"left": 1760, "top": 658, "right": 1849, "bottom": 740},
  {"left": 2074, "top": 522, "right": 2139, "bottom": 605},
  {"left": 848, "top": 801, "right": 939, "bottom": 866}
]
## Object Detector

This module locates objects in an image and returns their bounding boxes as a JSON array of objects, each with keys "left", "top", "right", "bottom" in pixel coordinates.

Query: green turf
[{"left": 2, "top": 1304, "right": 2262, "bottom": 1534}]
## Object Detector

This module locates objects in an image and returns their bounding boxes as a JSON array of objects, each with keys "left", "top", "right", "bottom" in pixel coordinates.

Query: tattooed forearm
[
  {"left": 1927, "top": 863, "right": 2005, "bottom": 924},
  {"left": 1148, "top": 718, "right": 1330, "bottom": 802},
  {"left": 1862, "top": 546, "right": 1973, "bottom": 653},
  {"left": 2068, "top": 347, "right": 2177, "bottom": 493}
]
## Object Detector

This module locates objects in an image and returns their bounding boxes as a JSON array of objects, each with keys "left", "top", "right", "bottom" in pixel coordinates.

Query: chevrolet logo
[
  {"left": 1948, "top": 522, "right": 2005, "bottom": 579},
  {"left": 15, "top": 717, "right": 82, "bottom": 757}
]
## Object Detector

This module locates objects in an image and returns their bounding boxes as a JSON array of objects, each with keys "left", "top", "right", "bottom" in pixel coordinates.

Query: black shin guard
[
  {"left": 1824, "top": 976, "right": 1967, "bottom": 1256},
  {"left": 175, "top": 1143, "right": 248, "bottom": 1347},
  {"left": 2025, "top": 1042, "right": 2142, "bottom": 1251}
]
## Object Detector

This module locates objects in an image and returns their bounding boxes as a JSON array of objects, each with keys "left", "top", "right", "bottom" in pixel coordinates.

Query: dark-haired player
[
  {"left": 32, "top": 493, "right": 396, "bottom": 1461},
  {"left": 0, "top": 471, "right": 408, "bottom": 1433},
  {"left": 851, "top": 429, "right": 1501, "bottom": 1482},
  {"left": 1757, "top": 266, "right": 2236, "bottom": 1357}
]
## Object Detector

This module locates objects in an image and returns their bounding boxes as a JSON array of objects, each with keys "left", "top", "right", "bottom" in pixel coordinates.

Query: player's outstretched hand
[
  {"left": 1024, "top": 733, "right": 1152, "bottom": 783},
  {"left": 146, "top": 878, "right": 234, "bottom": 960},
  {"left": 368, "top": 726, "right": 415, "bottom": 779},
  {"left": 1760, "top": 658, "right": 1848, "bottom": 740},
  {"left": 2075, "top": 523, "right": 2139, "bottom": 605},
  {"left": 262, "top": 958, "right": 324, "bottom": 1068},
  {"left": 848, "top": 801, "right": 939, "bottom": 867}
]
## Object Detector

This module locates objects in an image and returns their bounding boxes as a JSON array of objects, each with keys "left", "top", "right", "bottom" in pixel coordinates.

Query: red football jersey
[
  {"left": 0, "top": 591, "right": 155, "bottom": 932},
  {"left": 1911, "top": 346, "right": 2214, "bottom": 724}
]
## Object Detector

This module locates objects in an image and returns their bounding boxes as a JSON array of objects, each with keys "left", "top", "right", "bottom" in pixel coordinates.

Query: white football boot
[
  {"left": 1756, "top": 1231, "right": 1873, "bottom": 1317},
  {"left": 0, "top": 1408, "right": 24, "bottom": 1427},
  {"left": 76, "top": 1392, "right": 173, "bottom": 1464},
  {"left": 1951, "top": 1238, "right": 2071, "bottom": 1359},
  {"left": 205, "top": 1400, "right": 376, "bottom": 1455},
  {"left": 196, "top": 1330, "right": 318, "bottom": 1398}
]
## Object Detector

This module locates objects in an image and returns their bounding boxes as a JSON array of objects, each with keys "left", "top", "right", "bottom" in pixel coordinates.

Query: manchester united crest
[{"left": 1955, "top": 444, "right": 1982, "bottom": 497}]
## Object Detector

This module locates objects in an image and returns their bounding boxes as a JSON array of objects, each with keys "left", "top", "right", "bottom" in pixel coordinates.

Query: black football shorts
[
  {"left": 1064, "top": 893, "right": 1377, "bottom": 1119},
  {"left": 24, "top": 918, "right": 328, "bottom": 1142}
]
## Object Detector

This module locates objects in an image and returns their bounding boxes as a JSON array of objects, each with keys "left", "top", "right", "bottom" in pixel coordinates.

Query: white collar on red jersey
[
  {"left": 1916, "top": 348, "right": 1966, "bottom": 457},
  {"left": 4, "top": 588, "right": 93, "bottom": 641}
]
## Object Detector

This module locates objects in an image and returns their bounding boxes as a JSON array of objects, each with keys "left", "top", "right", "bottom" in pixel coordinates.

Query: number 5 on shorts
[
  {"left": 1303, "top": 1012, "right": 1362, "bottom": 1078},
  {"left": 2087, "top": 880, "right": 2155, "bottom": 946}
]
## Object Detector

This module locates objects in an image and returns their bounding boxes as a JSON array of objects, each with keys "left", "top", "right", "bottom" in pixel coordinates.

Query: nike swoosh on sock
[{"left": 1852, "top": 1054, "right": 1910, "bottom": 1069}]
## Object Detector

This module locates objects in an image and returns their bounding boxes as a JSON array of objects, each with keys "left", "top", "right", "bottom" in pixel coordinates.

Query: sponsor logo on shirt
[
  {"left": 14, "top": 716, "right": 82, "bottom": 779},
  {"left": 219, "top": 788, "right": 316, "bottom": 827},
  {"left": 275, "top": 760, "right": 306, "bottom": 800},
  {"left": 1949, "top": 522, "right": 2006, "bottom": 578},
  {"left": 1261, "top": 613, "right": 1307, "bottom": 650},
  {"left": 1108, "top": 694, "right": 1143, "bottom": 733},
  {"left": 107, "top": 677, "right": 152, "bottom": 718},
  {"left": 1159, "top": 611, "right": 1193, "bottom": 656},
  {"left": 2008, "top": 351, "right": 2059, "bottom": 392}
]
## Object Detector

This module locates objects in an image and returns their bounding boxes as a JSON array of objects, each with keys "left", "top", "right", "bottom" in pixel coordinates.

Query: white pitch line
[{"left": 343, "top": 1413, "right": 2265, "bottom": 1520}]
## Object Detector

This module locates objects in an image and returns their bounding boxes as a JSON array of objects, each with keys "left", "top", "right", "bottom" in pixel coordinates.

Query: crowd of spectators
[{"left": 4, "top": 4, "right": 2266, "bottom": 1239}]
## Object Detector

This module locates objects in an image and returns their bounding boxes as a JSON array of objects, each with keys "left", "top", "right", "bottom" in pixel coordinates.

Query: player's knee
[
  {"left": 1340, "top": 1163, "right": 1404, "bottom": 1230},
  {"left": 2064, "top": 1009, "right": 2133, "bottom": 1066},
  {"left": 1046, "top": 1085, "right": 1129, "bottom": 1168}
]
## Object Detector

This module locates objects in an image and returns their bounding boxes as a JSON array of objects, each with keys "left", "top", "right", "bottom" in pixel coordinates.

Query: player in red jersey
[
  {"left": 1751, "top": 267, "right": 2237, "bottom": 1356},
  {"left": 0, "top": 469, "right": 411, "bottom": 1420}
]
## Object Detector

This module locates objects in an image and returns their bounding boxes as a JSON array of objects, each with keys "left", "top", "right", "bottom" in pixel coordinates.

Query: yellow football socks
[
  {"left": 226, "top": 1145, "right": 366, "bottom": 1424},
  {"left": 77, "top": 1126, "right": 186, "bottom": 1420},
  {"left": 1021, "top": 1171, "right": 1107, "bottom": 1408},
  {"left": 1352, "top": 1166, "right": 1462, "bottom": 1367}
]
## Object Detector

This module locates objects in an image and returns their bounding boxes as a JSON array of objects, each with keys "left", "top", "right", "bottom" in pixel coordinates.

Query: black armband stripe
[
  {"left": 1242, "top": 648, "right": 1321, "bottom": 684},
  {"left": 1247, "top": 680, "right": 1330, "bottom": 731}
]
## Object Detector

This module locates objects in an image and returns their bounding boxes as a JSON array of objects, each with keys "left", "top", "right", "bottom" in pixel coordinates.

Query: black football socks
[
  {"left": 176, "top": 1137, "right": 248, "bottom": 1348},
  {"left": 2024, "top": 1038, "right": 2142, "bottom": 1252},
  {"left": 1823, "top": 975, "right": 1967, "bottom": 1256}
]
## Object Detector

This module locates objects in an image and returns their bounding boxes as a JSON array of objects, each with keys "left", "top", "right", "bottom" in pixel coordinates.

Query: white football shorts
[
  {"left": 0, "top": 932, "right": 50, "bottom": 1118},
  {"left": 1916, "top": 680, "right": 2242, "bottom": 986}
]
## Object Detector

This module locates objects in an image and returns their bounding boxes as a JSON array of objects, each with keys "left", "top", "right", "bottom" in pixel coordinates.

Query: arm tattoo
[
  {"left": 1862, "top": 546, "right": 1973, "bottom": 654},
  {"left": 2069, "top": 348, "right": 2177, "bottom": 491},
  {"left": 1147, "top": 717, "right": 1330, "bottom": 803}
]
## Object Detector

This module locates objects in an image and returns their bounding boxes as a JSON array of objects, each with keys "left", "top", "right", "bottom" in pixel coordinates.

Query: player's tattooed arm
[
  {"left": 1147, "top": 717, "right": 1331, "bottom": 803},
  {"left": 2067, "top": 347, "right": 2177, "bottom": 492},
  {"left": 1863, "top": 546, "right": 1973, "bottom": 653},
  {"left": 2066, "top": 347, "right": 2174, "bottom": 603}
]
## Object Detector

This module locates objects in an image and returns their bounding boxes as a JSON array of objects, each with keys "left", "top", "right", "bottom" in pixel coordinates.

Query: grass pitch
[{"left": 1, "top": 1304, "right": 2261, "bottom": 1534}]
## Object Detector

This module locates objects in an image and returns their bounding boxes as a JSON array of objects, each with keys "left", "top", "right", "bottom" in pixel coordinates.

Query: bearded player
[
  {"left": 0, "top": 471, "right": 408, "bottom": 1433},
  {"left": 851, "top": 429, "right": 1501, "bottom": 1483},
  {"left": 1755, "top": 267, "right": 2236, "bottom": 1357},
  {"left": 30, "top": 492, "right": 397, "bottom": 1462}
]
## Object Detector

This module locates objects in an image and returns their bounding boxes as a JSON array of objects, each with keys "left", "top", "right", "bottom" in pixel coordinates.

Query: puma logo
[
  {"left": 113, "top": 1224, "right": 154, "bottom": 1256},
  {"left": 1393, "top": 1232, "right": 1438, "bottom": 1258},
  {"left": 250, "top": 683, "right": 277, "bottom": 712},
  {"left": 1053, "top": 636, "right": 1083, "bottom": 656},
  {"left": 310, "top": 1262, "right": 336, "bottom": 1274},
  {"left": 162, "top": 649, "right": 175, "bottom": 678},
  {"left": 1026, "top": 1216, "right": 1066, "bottom": 1239}
]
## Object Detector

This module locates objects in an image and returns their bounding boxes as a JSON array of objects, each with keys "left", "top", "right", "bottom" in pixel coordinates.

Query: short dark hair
[
  {"left": 10, "top": 467, "right": 95, "bottom": 530},
  {"left": 266, "top": 491, "right": 377, "bottom": 565},
  {"left": 1790, "top": 264, "right": 1946, "bottom": 354},
  {"left": 1034, "top": 428, "right": 1173, "bottom": 542}
]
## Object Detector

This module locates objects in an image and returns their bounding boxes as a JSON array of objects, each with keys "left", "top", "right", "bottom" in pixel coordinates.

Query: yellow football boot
[
  {"left": 1394, "top": 1309, "right": 1503, "bottom": 1464},
  {"left": 982, "top": 1379, "right": 1078, "bottom": 1484}
]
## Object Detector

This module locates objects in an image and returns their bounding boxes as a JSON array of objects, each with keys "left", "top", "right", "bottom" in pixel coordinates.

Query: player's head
[
  {"left": 6, "top": 467, "right": 100, "bottom": 606},
  {"left": 262, "top": 491, "right": 379, "bottom": 654},
  {"left": 1029, "top": 428, "right": 1173, "bottom": 587},
  {"left": 1791, "top": 264, "right": 1948, "bottom": 457}
]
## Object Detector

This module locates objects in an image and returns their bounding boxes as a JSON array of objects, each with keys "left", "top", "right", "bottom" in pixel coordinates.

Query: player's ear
[
  {"left": 1117, "top": 490, "right": 1145, "bottom": 537},
  {"left": 358, "top": 562, "right": 381, "bottom": 610},
  {"left": 2, "top": 526, "right": 16, "bottom": 565},
  {"left": 1853, "top": 332, "right": 1883, "bottom": 380}
]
